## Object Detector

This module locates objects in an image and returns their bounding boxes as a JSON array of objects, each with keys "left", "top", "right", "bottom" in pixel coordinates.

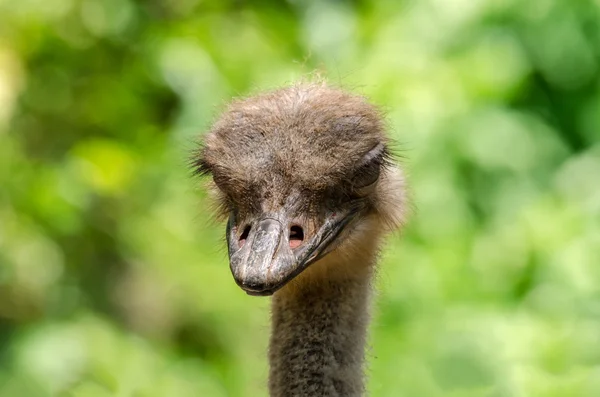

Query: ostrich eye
[
  {"left": 352, "top": 160, "right": 381, "bottom": 189},
  {"left": 351, "top": 143, "right": 385, "bottom": 190},
  {"left": 193, "top": 156, "right": 212, "bottom": 176}
]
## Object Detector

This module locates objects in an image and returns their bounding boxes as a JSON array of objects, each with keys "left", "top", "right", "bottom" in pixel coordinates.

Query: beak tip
[
  {"left": 233, "top": 274, "right": 277, "bottom": 296},
  {"left": 244, "top": 288, "right": 274, "bottom": 297}
]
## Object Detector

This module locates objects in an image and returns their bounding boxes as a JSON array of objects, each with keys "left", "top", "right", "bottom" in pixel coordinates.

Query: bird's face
[
  {"left": 220, "top": 141, "right": 386, "bottom": 296},
  {"left": 196, "top": 84, "right": 402, "bottom": 296}
]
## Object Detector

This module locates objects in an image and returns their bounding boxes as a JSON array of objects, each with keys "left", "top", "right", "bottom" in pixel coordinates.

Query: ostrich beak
[{"left": 227, "top": 207, "right": 359, "bottom": 296}]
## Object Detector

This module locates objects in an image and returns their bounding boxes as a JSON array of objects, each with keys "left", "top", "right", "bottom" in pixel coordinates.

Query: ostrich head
[{"left": 195, "top": 83, "right": 406, "bottom": 296}]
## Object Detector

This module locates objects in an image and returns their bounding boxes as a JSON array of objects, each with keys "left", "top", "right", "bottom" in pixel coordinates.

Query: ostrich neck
[{"left": 268, "top": 263, "right": 373, "bottom": 397}]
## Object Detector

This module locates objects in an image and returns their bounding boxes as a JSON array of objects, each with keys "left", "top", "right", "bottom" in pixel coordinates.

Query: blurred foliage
[{"left": 1, "top": 0, "right": 600, "bottom": 396}]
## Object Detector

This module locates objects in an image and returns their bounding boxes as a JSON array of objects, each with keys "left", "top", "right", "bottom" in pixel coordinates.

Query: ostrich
[{"left": 194, "top": 82, "right": 407, "bottom": 396}]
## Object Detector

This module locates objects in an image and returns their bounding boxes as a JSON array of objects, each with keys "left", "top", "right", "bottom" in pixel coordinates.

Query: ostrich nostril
[
  {"left": 239, "top": 225, "right": 251, "bottom": 247},
  {"left": 289, "top": 225, "right": 304, "bottom": 249}
]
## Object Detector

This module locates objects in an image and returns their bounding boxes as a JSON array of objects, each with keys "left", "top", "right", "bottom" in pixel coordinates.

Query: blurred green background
[{"left": 1, "top": 0, "right": 600, "bottom": 396}]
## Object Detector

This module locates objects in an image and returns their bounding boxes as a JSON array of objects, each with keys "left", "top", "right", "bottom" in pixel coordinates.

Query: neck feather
[{"left": 268, "top": 261, "right": 374, "bottom": 397}]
